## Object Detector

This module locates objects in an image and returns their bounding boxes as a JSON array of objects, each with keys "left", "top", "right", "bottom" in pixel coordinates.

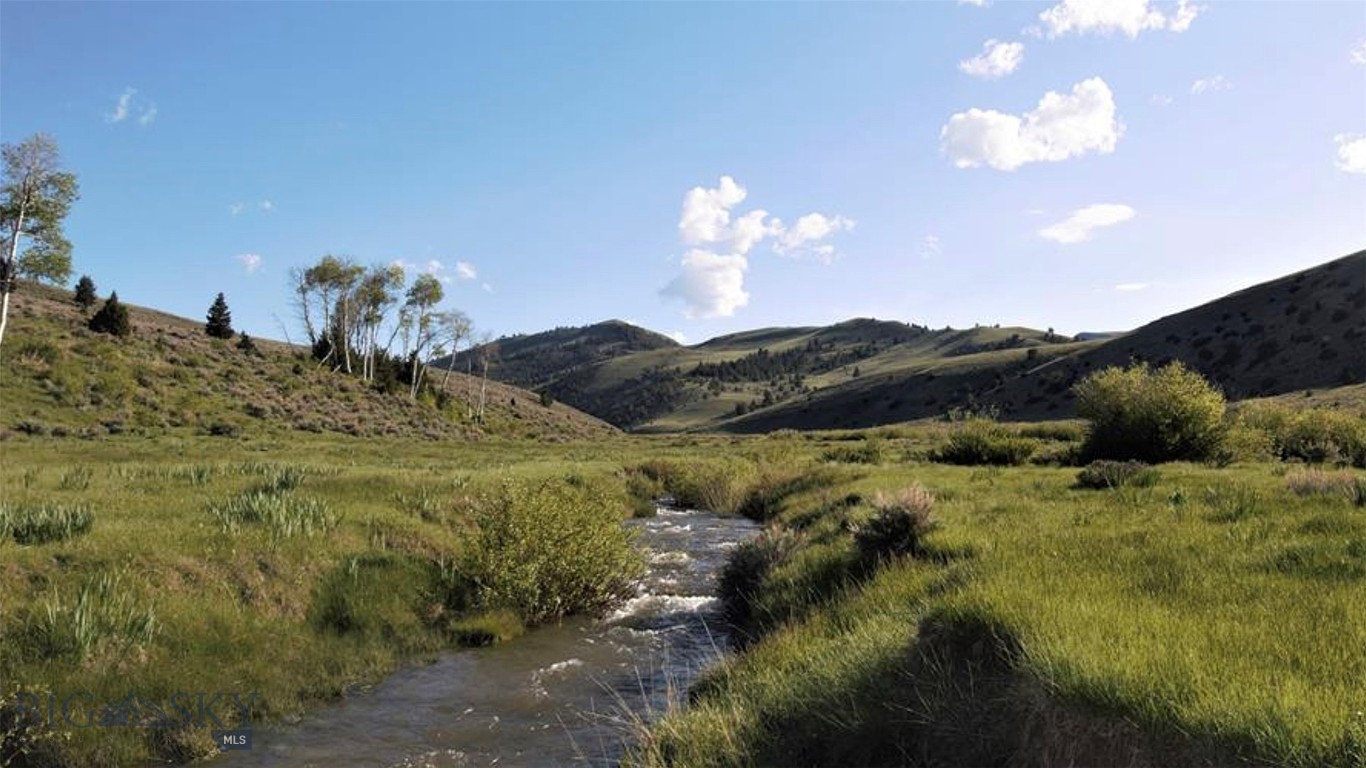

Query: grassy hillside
[
  {"left": 459, "top": 316, "right": 1078, "bottom": 431},
  {"left": 0, "top": 281, "right": 617, "bottom": 442},
  {"left": 728, "top": 250, "right": 1366, "bottom": 431}
]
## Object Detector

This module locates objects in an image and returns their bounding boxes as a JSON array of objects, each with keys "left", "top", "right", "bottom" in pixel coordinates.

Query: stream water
[{"left": 217, "top": 505, "right": 758, "bottom": 767}]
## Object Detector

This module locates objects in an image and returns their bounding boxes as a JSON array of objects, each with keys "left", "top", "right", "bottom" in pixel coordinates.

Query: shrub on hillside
[
  {"left": 87, "top": 292, "right": 130, "bottom": 337},
  {"left": 1285, "top": 468, "right": 1366, "bottom": 505},
  {"left": 854, "top": 485, "right": 936, "bottom": 561},
  {"left": 1075, "top": 361, "right": 1225, "bottom": 463},
  {"left": 932, "top": 420, "right": 1035, "bottom": 466},
  {"left": 820, "top": 437, "right": 888, "bottom": 465},
  {"left": 465, "top": 477, "right": 643, "bottom": 625},
  {"left": 1075, "top": 460, "right": 1161, "bottom": 490},
  {"left": 72, "top": 275, "right": 97, "bottom": 312}
]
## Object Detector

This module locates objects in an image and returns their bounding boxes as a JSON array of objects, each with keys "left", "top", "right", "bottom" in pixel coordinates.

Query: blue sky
[{"left": 2, "top": 1, "right": 1363, "bottom": 345}]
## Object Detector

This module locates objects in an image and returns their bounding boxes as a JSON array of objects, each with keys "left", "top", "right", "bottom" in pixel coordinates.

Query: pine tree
[
  {"left": 88, "top": 292, "right": 130, "bottom": 337},
  {"left": 205, "top": 292, "right": 233, "bottom": 339},
  {"left": 73, "top": 275, "right": 97, "bottom": 312},
  {"left": 236, "top": 332, "right": 258, "bottom": 355}
]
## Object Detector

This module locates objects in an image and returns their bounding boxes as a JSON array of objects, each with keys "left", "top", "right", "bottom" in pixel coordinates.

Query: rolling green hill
[
  {"left": 0, "top": 281, "right": 618, "bottom": 441},
  {"left": 731, "top": 249, "right": 1366, "bottom": 431},
  {"left": 449, "top": 250, "right": 1364, "bottom": 433}
]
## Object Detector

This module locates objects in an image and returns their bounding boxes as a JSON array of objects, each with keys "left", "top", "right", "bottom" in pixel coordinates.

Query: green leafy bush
[
  {"left": 1075, "top": 362, "right": 1225, "bottom": 463},
  {"left": 932, "top": 420, "right": 1035, "bottom": 466},
  {"left": 87, "top": 292, "right": 131, "bottom": 337},
  {"left": 464, "top": 477, "right": 643, "bottom": 625},
  {"left": 854, "top": 485, "right": 937, "bottom": 561},
  {"left": 1238, "top": 404, "right": 1366, "bottom": 467},
  {"left": 1075, "top": 460, "right": 1161, "bottom": 490},
  {"left": 820, "top": 437, "right": 888, "bottom": 465}
]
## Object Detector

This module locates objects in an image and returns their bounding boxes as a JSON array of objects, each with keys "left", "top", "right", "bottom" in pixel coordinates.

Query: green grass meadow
[{"left": 0, "top": 426, "right": 1363, "bottom": 766}]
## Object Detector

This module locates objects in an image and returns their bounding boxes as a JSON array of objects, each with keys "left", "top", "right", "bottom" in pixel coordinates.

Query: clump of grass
[
  {"left": 737, "top": 466, "right": 847, "bottom": 522},
  {"left": 392, "top": 487, "right": 446, "bottom": 522},
  {"left": 820, "top": 437, "right": 887, "bottom": 465},
  {"left": 719, "top": 528, "right": 803, "bottom": 638},
  {"left": 932, "top": 420, "right": 1035, "bottom": 466},
  {"left": 57, "top": 465, "right": 92, "bottom": 491},
  {"left": 27, "top": 573, "right": 157, "bottom": 661},
  {"left": 1203, "top": 483, "right": 1263, "bottom": 522},
  {"left": 854, "top": 485, "right": 937, "bottom": 561},
  {"left": 208, "top": 488, "right": 338, "bottom": 541},
  {"left": 1285, "top": 468, "right": 1366, "bottom": 506},
  {"left": 1075, "top": 460, "right": 1161, "bottom": 490},
  {"left": 0, "top": 503, "right": 94, "bottom": 545}
]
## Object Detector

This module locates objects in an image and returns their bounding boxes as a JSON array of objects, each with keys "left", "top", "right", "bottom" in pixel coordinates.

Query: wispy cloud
[
  {"left": 668, "top": 330, "right": 688, "bottom": 344},
  {"left": 1038, "top": 0, "right": 1201, "bottom": 38},
  {"left": 481, "top": 282, "right": 494, "bottom": 293},
  {"left": 228, "top": 203, "right": 245, "bottom": 216},
  {"left": 1150, "top": 94, "right": 1173, "bottom": 107},
  {"left": 959, "top": 40, "right": 1025, "bottom": 79},
  {"left": 236, "top": 253, "right": 262, "bottom": 274},
  {"left": 106, "top": 88, "right": 136, "bottom": 123},
  {"left": 455, "top": 261, "right": 477, "bottom": 280},
  {"left": 1039, "top": 203, "right": 1136, "bottom": 244},
  {"left": 138, "top": 104, "right": 157, "bottom": 126},
  {"left": 258, "top": 200, "right": 274, "bottom": 213},
  {"left": 229, "top": 200, "right": 274, "bottom": 217},
  {"left": 1190, "top": 75, "right": 1231, "bottom": 95},
  {"left": 918, "top": 235, "right": 942, "bottom": 258},
  {"left": 1351, "top": 41, "right": 1366, "bottom": 65},
  {"left": 1114, "top": 282, "right": 1148, "bottom": 291}
]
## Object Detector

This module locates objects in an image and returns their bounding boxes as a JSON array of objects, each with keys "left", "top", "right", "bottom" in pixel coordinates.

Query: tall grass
[
  {"left": 28, "top": 574, "right": 157, "bottom": 661},
  {"left": 0, "top": 503, "right": 94, "bottom": 545}
]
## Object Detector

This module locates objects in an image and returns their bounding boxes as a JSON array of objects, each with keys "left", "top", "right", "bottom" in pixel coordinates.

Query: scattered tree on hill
[
  {"left": 88, "top": 292, "right": 130, "bottom": 337},
  {"left": 1075, "top": 361, "right": 1226, "bottom": 463},
  {"left": 73, "top": 275, "right": 97, "bottom": 312},
  {"left": 236, "top": 332, "right": 259, "bottom": 355},
  {"left": 205, "top": 292, "right": 234, "bottom": 338},
  {"left": 1, "top": 133, "right": 80, "bottom": 350},
  {"left": 398, "top": 274, "right": 444, "bottom": 399}
]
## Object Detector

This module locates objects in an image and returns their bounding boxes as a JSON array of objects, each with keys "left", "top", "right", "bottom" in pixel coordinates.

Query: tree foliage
[
  {"left": 1, "top": 133, "right": 80, "bottom": 348},
  {"left": 1075, "top": 361, "right": 1226, "bottom": 463},
  {"left": 73, "top": 275, "right": 97, "bottom": 312},
  {"left": 205, "top": 292, "right": 234, "bottom": 339},
  {"left": 88, "top": 292, "right": 131, "bottom": 338}
]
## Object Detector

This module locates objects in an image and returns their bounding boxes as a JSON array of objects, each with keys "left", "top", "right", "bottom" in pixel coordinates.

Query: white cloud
[
  {"left": 1190, "top": 75, "right": 1230, "bottom": 95},
  {"left": 1039, "top": 0, "right": 1201, "bottom": 38},
  {"left": 236, "top": 253, "right": 262, "bottom": 274},
  {"left": 663, "top": 176, "right": 851, "bottom": 318},
  {"left": 941, "top": 77, "right": 1122, "bottom": 171},
  {"left": 679, "top": 176, "right": 748, "bottom": 245},
  {"left": 1150, "top": 94, "right": 1173, "bottom": 107},
  {"left": 1114, "top": 282, "right": 1148, "bottom": 291},
  {"left": 138, "top": 105, "right": 157, "bottom": 126},
  {"left": 1353, "top": 41, "right": 1366, "bottom": 66},
  {"left": 668, "top": 330, "right": 688, "bottom": 344},
  {"left": 258, "top": 200, "right": 274, "bottom": 212},
  {"left": 455, "top": 261, "right": 477, "bottom": 280},
  {"left": 228, "top": 202, "right": 245, "bottom": 216},
  {"left": 1335, "top": 134, "right": 1366, "bottom": 174},
  {"left": 481, "top": 282, "right": 494, "bottom": 293},
  {"left": 1039, "top": 203, "right": 1136, "bottom": 244},
  {"left": 106, "top": 88, "right": 135, "bottom": 123},
  {"left": 957, "top": 0, "right": 989, "bottom": 5},
  {"left": 959, "top": 40, "right": 1025, "bottom": 79},
  {"left": 775, "top": 213, "right": 856, "bottom": 256},
  {"left": 918, "top": 235, "right": 942, "bottom": 258},
  {"left": 662, "top": 249, "right": 750, "bottom": 319}
]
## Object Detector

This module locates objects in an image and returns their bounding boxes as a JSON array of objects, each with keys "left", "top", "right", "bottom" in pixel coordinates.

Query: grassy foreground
[
  {"left": 0, "top": 423, "right": 1363, "bottom": 766},
  {"left": 626, "top": 433, "right": 1366, "bottom": 767}
]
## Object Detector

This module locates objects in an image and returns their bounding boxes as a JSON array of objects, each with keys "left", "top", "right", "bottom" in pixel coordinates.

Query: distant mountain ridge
[{"left": 449, "top": 250, "right": 1365, "bottom": 432}]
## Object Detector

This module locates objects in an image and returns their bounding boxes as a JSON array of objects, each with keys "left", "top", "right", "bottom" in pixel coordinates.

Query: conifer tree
[
  {"left": 205, "top": 292, "right": 233, "bottom": 339},
  {"left": 88, "top": 292, "right": 130, "bottom": 337},
  {"left": 73, "top": 275, "right": 97, "bottom": 312}
]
